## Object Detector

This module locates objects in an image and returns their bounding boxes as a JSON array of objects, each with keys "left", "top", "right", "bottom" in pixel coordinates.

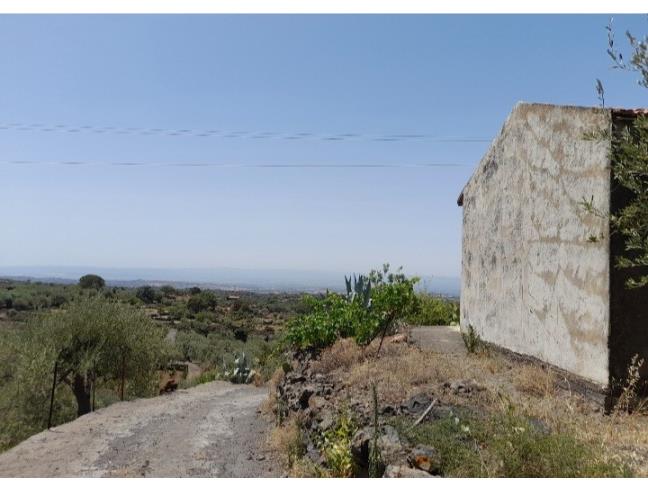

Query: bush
[
  {"left": 462, "top": 324, "right": 484, "bottom": 354},
  {"left": 187, "top": 291, "right": 218, "bottom": 313},
  {"left": 135, "top": 285, "right": 160, "bottom": 304},
  {"left": 285, "top": 265, "right": 418, "bottom": 350},
  {"left": 160, "top": 285, "right": 177, "bottom": 298},
  {"left": 175, "top": 331, "right": 210, "bottom": 362},
  {"left": 407, "top": 294, "right": 459, "bottom": 326},
  {"left": 285, "top": 294, "right": 365, "bottom": 350},
  {"left": 317, "top": 408, "right": 357, "bottom": 477},
  {"left": 78, "top": 274, "right": 105, "bottom": 290}
]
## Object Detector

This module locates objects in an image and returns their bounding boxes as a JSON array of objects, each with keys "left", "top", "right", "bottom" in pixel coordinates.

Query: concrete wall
[{"left": 459, "top": 102, "right": 612, "bottom": 385}]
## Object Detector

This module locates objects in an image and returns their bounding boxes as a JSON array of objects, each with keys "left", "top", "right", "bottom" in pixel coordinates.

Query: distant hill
[{"left": 0, "top": 266, "right": 460, "bottom": 297}]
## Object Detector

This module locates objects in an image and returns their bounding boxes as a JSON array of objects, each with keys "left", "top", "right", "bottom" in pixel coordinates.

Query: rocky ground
[
  {"left": 0, "top": 381, "right": 279, "bottom": 477},
  {"left": 273, "top": 342, "right": 487, "bottom": 477},
  {"left": 268, "top": 329, "right": 648, "bottom": 477}
]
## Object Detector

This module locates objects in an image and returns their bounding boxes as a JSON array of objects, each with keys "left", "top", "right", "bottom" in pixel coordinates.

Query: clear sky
[{"left": 1, "top": 14, "right": 647, "bottom": 278}]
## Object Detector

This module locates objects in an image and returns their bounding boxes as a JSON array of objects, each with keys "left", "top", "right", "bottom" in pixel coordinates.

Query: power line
[
  {"left": 0, "top": 159, "right": 471, "bottom": 168},
  {"left": 0, "top": 122, "right": 491, "bottom": 143}
]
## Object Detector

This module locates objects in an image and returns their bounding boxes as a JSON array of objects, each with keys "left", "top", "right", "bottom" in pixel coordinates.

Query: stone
[
  {"left": 286, "top": 373, "right": 306, "bottom": 384},
  {"left": 408, "top": 445, "right": 441, "bottom": 474},
  {"left": 308, "top": 395, "right": 327, "bottom": 412},
  {"left": 401, "top": 393, "right": 432, "bottom": 414},
  {"left": 351, "top": 428, "right": 371, "bottom": 466},
  {"left": 306, "top": 441, "right": 325, "bottom": 465},
  {"left": 445, "top": 379, "right": 485, "bottom": 395},
  {"left": 377, "top": 425, "right": 406, "bottom": 463},
  {"left": 318, "top": 410, "right": 336, "bottom": 432},
  {"left": 298, "top": 386, "right": 315, "bottom": 409},
  {"left": 383, "top": 465, "right": 434, "bottom": 478},
  {"left": 379, "top": 404, "right": 398, "bottom": 416},
  {"left": 430, "top": 405, "right": 459, "bottom": 420}
]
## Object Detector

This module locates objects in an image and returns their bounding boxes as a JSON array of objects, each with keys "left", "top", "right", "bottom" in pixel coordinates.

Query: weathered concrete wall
[{"left": 460, "top": 102, "right": 612, "bottom": 385}]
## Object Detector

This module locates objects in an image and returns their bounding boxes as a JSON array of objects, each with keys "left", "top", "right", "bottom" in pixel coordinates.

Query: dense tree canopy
[{"left": 78, "top": 274, "right": 105, "bottom": 290}]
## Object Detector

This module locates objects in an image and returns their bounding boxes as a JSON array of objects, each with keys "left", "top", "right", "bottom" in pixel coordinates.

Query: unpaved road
[{"left": 0, "top": 381, "right": 279, "bottom": 477}]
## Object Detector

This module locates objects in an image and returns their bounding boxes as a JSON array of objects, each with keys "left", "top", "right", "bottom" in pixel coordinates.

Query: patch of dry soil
[{"left": 0, "top": 381, "right": 278, "bottom": 477}]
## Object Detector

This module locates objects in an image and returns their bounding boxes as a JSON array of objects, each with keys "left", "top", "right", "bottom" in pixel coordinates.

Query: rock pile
[{"left": 275, "top": 350, "right": 452, "bottom": 478}]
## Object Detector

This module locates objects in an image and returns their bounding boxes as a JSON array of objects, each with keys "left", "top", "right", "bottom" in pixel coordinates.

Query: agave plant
[
  {"left": 226, "top": 352, "right": 256, "bottom": 384},
  {"left": 345, "top": 273, "right": 372, "bottom": 309}
]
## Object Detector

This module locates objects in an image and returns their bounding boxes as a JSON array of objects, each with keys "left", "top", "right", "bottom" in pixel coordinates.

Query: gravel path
[{"left": 0, "top": 381, "right": 279, "bottom": 477}]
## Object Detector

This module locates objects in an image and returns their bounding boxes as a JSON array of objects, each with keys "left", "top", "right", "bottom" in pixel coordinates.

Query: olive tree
[
  {"left": 14, "top": 297, "right": 169, "bottom": 418},
  {"left": 603, "top": 19, "right": 648, "bottom": 288}
]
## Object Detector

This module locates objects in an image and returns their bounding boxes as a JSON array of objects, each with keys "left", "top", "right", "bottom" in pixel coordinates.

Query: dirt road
[{"left": 0, "top": 381, "right": 279, "bottom": 477}]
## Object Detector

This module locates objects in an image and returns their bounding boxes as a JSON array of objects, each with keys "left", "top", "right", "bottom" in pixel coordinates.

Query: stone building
[{"left": 457, "top": 102, "right": 647, "bottom": 390}]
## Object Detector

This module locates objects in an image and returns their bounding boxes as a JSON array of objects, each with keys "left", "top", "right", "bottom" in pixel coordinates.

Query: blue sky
[{"left": 1, "top": 14, "right": 647, "bottom": 278}]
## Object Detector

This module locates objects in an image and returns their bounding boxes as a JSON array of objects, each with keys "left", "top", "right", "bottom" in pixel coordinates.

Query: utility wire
[
  {"left": 0, "top": 159, "right": 471, "bottom": 168},
  {"left": 0, "top": 122, "right": 491, "bottom": 143}
]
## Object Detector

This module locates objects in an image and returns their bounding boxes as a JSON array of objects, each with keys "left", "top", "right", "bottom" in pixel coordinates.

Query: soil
[{"left": 0, "top": 381, "right": 279, "bottom": 477}]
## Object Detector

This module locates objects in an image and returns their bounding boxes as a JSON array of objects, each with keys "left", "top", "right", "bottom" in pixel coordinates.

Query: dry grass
[
  {"left": 259, "top": 367, "right": 285, "bottom": 416},
  {"left": 315, "top": 339, "right": 648, "bottom": 476},
  {"left": 512, "top": 363, "right": 557, "bottom": 398},
  {"left": 266, "top": 416, "right": 326, "bottom": 476},
  {"left": 311, "top": 338, "right": 369, "bottom": 374}
]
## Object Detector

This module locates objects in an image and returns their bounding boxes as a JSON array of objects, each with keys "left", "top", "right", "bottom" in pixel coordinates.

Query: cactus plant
[
  {"left": 225, "top": 352, "right": 256, "bottom": 384},
  {"left": 345, "top": 274, "right": 372, "bottom": 309}
]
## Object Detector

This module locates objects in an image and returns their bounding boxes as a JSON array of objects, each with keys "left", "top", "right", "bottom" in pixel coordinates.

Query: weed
[
  {"left": 613, "top": 354, "right": 647, "bottom": 414},
  {"left": 318, "top": 407, "right": 357, "bottom": 477},
  {"left": 268, "top": 418, "right": 306, "bottom": 470},
  {"left": 368, "top": 383, "right": 383, "bottom": 477},
  {"left": 396, "top": 409, "right": 631, "bottom": 477},
  {"left": 462, "top": 324, "right": 483, "bottom": 354}
]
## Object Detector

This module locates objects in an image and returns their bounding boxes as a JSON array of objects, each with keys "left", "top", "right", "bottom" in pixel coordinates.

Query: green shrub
[
  {"left": 285, "top": 264, "right": 418, "bottom": 350},
  {"left": 135, "top": 285, "right": 160, "bottom": 304},
  {"left": 175, "top": 331, "right": 210, "bottom": 362},
  {"left": 407, "top": 294, "right": 459, "bottom": 326},
  {"left": 318, "top": 408, "right": 357, "bottom": 477},
  {"left": 285, "top": 294, "right": 366, "bottom": 350},
  {"left": 462, "top": 324, "right": 484, "bottom": 354},
  {"left": 396, "top": 410, "right": 631, "bottom": 477}
]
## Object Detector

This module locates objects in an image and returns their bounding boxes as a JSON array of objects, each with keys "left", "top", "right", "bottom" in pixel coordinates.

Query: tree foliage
[
  {"left": 285, "top": 264, "right": 419, "bottom": 350},
  {"left": 135, "top": 285, "right": 160, "bottom": 304},
  {"left": 187, "top": 291, "right": 218, "bottom": 313},
  {"left": 603, "top": 19, "right": 648, "bottom": 288},
  {"left": 7, "top": 298, "right": 169, "bottom": 422},
  {"left": 610, "top": 116, "right": 648, "bottom": 287},
  {"left": 78, "top": 274, "right": 105, "bottom": 290}
]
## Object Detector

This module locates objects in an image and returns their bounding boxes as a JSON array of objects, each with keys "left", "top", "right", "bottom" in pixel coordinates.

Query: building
[{"left": 457, "top": 102, "right": 647, "bottom": 391}]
